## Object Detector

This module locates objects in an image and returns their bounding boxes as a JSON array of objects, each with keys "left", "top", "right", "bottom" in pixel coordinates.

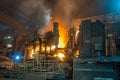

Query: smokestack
[
  {"left": 53, "top": 22, "right": 59, "bottom": 34},
  {"left": 53, "top": 22, "right": 59, "bottom": 48}
]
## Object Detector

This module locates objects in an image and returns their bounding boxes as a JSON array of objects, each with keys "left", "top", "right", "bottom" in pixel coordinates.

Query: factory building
[{"left": 0, "top": 0, "right": 120, "bottom": 80}]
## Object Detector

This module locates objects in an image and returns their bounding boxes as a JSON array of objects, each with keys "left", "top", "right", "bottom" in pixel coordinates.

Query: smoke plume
[
  {"left": 18, "top": 0, "right": 51, "bottom": 28},
  {"left": 53, "top": 0, "right": 75, "bottom": 27}
]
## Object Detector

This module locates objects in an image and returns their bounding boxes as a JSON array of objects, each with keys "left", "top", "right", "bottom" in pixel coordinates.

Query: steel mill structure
[
  {"left": 73, "top": 12, "right": 120, "bottom": 80},
  {"left": 0, "top": 12, "right": 120, "bottom": 80}
]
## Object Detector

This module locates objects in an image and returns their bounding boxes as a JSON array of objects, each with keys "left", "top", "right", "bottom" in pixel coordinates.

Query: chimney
[{"left": 53, "top": 22, "right": 59, "bottom": 48}]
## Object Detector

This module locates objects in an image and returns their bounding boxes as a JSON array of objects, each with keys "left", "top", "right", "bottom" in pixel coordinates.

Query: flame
[
  {"left": 42, "top": 47, "right": 45, "bottom": 51},
  {"left": 27, "top": 18, "right": 69, "bottom": 59},
  {"left": 27, "top": 46, "right": 34, "bottom": 59},
  {"left": 58, "top": 25, "right": 69, "bottom": 48},
  {"left": 54, "top": 52, "right": 65, "bottom": 61},
  {"left": 75, "top": 30, "right": 79, "bottom": 43},
  {"left": 53, "top": 17, "right": 69, "bottom": 48},
  {"left": 76, "top": 30, "right": 79, "bottom": 37},
  {"left": 41, "top": 17, "right": 69, "bottom": 48},
  {"left": 31, "top": 49, "right": 34, "bottom": 58},
  {"left": 47, "top": 47, "right": 50, "bottom": 53},
  {"left": 35, "top": 46, "right": 39, "bottom": 53},
  {"left": 57, "top": 52, "right": 65, "bottom": 61},
  {"left": 51, "top": 45, "right": 56, "bottom": 50}
]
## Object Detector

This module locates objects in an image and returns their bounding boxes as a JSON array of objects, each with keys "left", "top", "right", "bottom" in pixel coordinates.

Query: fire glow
[
  {"left": 54, "top": 18, "right": 69, "bottom": 48},
  {"left": 28, "top": 18, "right": 69, "bottom": 59}
]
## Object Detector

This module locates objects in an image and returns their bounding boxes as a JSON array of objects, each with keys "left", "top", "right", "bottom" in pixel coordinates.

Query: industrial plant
[{"left": 0, "top": 0, "right": 120, "bottom": 80}]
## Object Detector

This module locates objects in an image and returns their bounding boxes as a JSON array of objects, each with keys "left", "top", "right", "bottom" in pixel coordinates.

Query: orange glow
[
  {"left": 27, "top": 46, "right": 35, "bottom": 59},
  {"left": 75, "top": 30, "right": 79, "bottom": 43},
  {"left": 57, "top": 52, "right": 65, "bottom": 61},
  {"left": 27, "top": 18, "right": 69, "bottom": 58},
  {"left": 41, "top": 46, "right": 50, "bottom": 52},
  {"left": 35, "top": 46, "right": 39, "bottom": 53},
  {"left": 42, "top": 47, "right": 45, "bottom": 51},
  {"left": 76, "top": 30, "right": 79, "bottom": 37},
  {"left": 41, "top": 46, "right": 55, "bottom": 52},
  {"left": 31, "top": 49, "right": 34, "bottom": 58},
  {"left": 51, "top": 45, "right": 56, "bottom": 50},
  {"left": 42, "top": 17, "right": 69, "bottom": 48},
  {"left": 47, "top": 47, "right": 50, "bottom": 51},
  {"left": 53, "top": 17, "right": 69, "bottom": 48}
]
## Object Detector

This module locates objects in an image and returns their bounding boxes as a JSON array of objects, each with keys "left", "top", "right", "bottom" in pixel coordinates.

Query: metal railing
[{"left": 19, "top": 60, "right": 60, "bottom": 72}]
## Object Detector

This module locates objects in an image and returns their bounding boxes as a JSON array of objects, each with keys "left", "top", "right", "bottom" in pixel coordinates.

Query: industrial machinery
[
  {"left": 0, "top": 22, "right": 72, "bottom": 80},
  {"left": 73, "top": 13, "right": 120, "bottom": 80},
  {"left": 1, "top": 11, "right": 120, "bottom": 80}
]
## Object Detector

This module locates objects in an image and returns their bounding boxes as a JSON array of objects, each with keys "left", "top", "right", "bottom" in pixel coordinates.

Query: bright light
[
  {"left": 54, "top": 54, "right": 57, "bottom": 57},
  {"left": 42, "top": 47, "right": 45, "bottom": 51},
  {"left": 31, "top": 49, "right": 34, "bottom": 58},
  {"left": 4, "top": 36, "right": 12, "bottom": 39},
  {"left": 75, "top": 30, "right": 79, "bottom": 44},
  {"left": 76, "top": 31, "right": 79, "bottom": 37},
  {"left": 35, "top": 46, "right": 39, "bottom": 54},
  {"left": 7, "top": 44, "right": 13, "bottom": 48},
  {"left": 12, "top": 52, "right": 22, "bottom": 62},
  {"left": 52, "top": 17, "right": 69, "bottom": 48},
  {"left": 57, "top": 52, "right": 65, "bottom": 61},
  {"left": 7, "top": 36, "right": 12, "bottom": 39},
  {"left": 47, "top": 47, "right": 50, "bottom": 51},
  {"left": 75, "top": 50, "right": 79, "bottom": 57},
  {"left": 58, "top": 25, "right": 69, "bottom": 48},
  {"left": 51, "top": 45, "right": 56, "bottom": 50},
  {"left": 16, "top": 56, "right": 20, "bottom": 60}
]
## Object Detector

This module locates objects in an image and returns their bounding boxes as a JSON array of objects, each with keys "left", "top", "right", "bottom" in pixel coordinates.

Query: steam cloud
[
  {"left": 18, "top": 0, "right": 95, "bottom": 34},
  {"left": 17, "top": 0, "right": 77, "bottom": 34}
]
